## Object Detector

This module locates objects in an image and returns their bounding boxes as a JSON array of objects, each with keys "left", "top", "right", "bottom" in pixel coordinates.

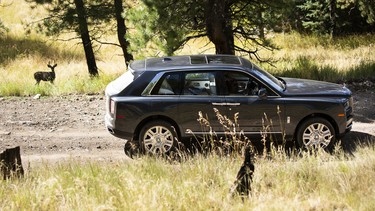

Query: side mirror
[{"left": 258, "top": 88, "right": 268, "bottom": 100}]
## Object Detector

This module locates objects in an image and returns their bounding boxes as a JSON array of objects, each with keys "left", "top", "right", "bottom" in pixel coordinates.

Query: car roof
[{"left": 129, "top": 55, "right": 253, "bottom": 72}]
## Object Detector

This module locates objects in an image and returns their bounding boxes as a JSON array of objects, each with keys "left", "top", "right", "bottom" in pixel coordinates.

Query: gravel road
[{"left": 1, "top": 87, "right": 374, "bottom": 165}]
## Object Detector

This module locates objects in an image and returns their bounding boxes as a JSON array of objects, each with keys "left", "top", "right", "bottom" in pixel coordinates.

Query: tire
[
  {"left": 296, "top": 117, "right": 336, "bottom": 151},
  {"left": 138, "top": 120, "right": 178, "bottom": 155}
]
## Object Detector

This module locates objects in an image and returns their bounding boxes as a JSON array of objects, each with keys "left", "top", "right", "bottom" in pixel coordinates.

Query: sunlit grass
[
  {"left": 0, "top": 53, "right": 123, "bottom": 96},
  {"left": 1, "top": 146, "right": 375, "bottom": 210},
  {"left": 261, "top": 33, "right": 375, "bottom": 78}
]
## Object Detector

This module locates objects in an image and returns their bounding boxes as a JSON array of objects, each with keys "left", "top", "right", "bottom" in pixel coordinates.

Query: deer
[{"left": 34, "top": 61, "right": 57, "bottom": 85}]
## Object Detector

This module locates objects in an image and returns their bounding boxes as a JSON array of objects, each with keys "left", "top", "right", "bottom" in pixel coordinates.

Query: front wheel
[
  {"left": 296, "top": 117, "right": 336, "bottom": 151},
  {"left": 139, "top": 120, "right": 178, "bottom": 155}
]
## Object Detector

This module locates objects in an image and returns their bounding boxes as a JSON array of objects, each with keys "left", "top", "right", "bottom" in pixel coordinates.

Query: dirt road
[
  {"left": 0, "top": 95, "right": 126, "bottom": 164},
  {"left": 1, "top": 88, "right": 374, "bottom": 165}
]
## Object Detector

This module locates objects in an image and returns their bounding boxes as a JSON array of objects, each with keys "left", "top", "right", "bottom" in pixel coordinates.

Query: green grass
[
  {"left": 261, "top": 33, "right": 375, "bottom": 83},
  {"left": 1, "top": 146, "right": 375, "bottom": 210},
  {"left": 273, "top": 56, "right": 375, "bottom": 83}
]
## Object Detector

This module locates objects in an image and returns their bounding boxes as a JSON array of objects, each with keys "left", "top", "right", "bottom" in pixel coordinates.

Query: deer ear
[
  {"left": 53, "top": 64, "right": 57, "bottom": 68},
  {"left": 47, "top": 65, "right": 51, "bottom": 68}
]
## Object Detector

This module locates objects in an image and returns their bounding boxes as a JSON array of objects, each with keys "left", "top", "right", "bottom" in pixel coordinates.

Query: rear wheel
[
  {"left": 139, "top": 120, "right": 178, "bottom": 155},
  {"left": 296, "top": 117, "right": 336, "bottom": 151}
]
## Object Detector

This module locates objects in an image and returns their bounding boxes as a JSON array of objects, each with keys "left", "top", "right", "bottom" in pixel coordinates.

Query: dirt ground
[{"left": 1, "top": 86, "right": 375, "bottom": 166}]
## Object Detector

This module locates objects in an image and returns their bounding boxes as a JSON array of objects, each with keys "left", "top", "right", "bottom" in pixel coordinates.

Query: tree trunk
[
  {"left": 329, "top": 0, "right": 337, "bottom": 37},
  {"left": 205, "top": 0, "right": 235, "bottom": 55},
  {"left": 0, "top": 146, "right": 24, "bottom": 180},
  {"left": 114, "top": 0, "right": 133, "bottom": 66},
  {"left": 257, "top": 6, "right": 265, "bottom": 40},
  {"left": 74, "top": 0, "right": 99, "bottom": 76}
]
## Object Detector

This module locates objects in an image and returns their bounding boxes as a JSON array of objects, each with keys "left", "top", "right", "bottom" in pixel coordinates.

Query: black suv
[{"left": 105, "top": 55, "right": 353, "bottom": 154}]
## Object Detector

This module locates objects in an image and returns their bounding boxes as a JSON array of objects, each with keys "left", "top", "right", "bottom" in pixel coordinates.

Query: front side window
[
  {"left": 252, "top": 64, "right": 285, "bottom": 91},
  {"left": 223, "top": 71, "right": 277, "bottom": 96},
  {"left": 223, "top": 71, "right": 261, "bottom": 96}
]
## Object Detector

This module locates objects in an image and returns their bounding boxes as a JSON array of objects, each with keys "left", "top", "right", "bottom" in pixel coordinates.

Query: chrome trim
[
  {"left": 212, "top": 102, "right": 227, "bottom": 106},
  {"left": 185, "top": 130, "right": 282, "bottom": 135},
  {"left": 224, "top": 95, "right": 280, "bottom": 98},
  {"left": 226, "top": 102, "right": 241, "bottom": 106}
]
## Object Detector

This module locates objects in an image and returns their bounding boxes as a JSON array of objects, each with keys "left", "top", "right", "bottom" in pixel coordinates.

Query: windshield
[{"left": 252, "top": 64, "right": 285, "bottom": 91}]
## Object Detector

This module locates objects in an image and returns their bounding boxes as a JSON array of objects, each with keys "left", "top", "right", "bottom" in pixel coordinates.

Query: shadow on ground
[
  {"left": 0, "top": 36, "right": 82, "bottom": 66},
  {"left": 249, "top": 130, "right": 375, "bottom": 157},
  {"left": 341, "top": 131, "right": 375, "bottom": 155}
]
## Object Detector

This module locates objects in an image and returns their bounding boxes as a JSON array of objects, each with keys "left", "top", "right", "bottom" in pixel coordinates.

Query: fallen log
[{"left": 0, "top": 146, "right": 24, "bottom": 180}]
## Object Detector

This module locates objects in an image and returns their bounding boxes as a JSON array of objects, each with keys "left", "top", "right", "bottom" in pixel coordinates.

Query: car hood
[{"left": 282, "top": 77, "right": 351, "bottom": 97}]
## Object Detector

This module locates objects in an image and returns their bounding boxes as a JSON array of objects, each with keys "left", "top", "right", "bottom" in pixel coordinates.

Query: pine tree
[
  {"left": 127, "top": 0, "right": 282, "bottom": 61},
  {"left": 28, "top": 0, "right": 134, "bottom": 75}
]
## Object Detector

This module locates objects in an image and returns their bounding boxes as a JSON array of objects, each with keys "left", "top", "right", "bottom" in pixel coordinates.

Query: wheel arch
[
  {"left": 132, "top": 115, "right": 182, "bottom": 141},
  {"left": 294, "top": 113, "right": 339, "bottom": 140}
]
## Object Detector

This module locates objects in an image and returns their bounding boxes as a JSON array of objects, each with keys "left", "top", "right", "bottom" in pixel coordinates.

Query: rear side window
[
  {"left": 107, "top": 71, "right": 135, "bottom": 95},
  {"left": 151, "top": 71, "right": 217, "bottom": 96},
  {"left": 151, "top": 73, "right": 181, "bottom": 95},
  {"left": 183, "top": 72, "right": 216, "bottom": 96}
]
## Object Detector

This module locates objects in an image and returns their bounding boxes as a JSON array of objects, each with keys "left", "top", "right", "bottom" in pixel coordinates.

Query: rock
[
  {"left": 33, "top": 94, "right": 41, "bottom": 99},
  {"left": 0, "top": 131, "right": 11, "bottom": 135}
]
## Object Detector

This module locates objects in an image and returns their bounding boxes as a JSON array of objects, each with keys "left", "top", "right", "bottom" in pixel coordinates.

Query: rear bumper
[
  {"left": 106, "top": 127, "right": 132, "bottom": 141},
  {"left": 105, "top": 114, "right": 132, "bottom": 141}
]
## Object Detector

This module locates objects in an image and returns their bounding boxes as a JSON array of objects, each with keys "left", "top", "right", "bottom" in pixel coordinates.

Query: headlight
[{"left": 343, "top": 100, "right": 349, "bottom": 110}]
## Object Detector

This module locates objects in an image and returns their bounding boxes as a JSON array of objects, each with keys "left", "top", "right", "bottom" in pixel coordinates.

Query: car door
[
  {"left": 219, "top": 71, "right": 284, "bottom": 139},
  {"left": 177, "top": 71, "right": 228, "bottom": 137}
]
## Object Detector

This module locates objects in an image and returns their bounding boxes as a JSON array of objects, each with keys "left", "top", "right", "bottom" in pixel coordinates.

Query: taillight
[{"left": 109, "top": 99, "right": 115, "bottom": 115}]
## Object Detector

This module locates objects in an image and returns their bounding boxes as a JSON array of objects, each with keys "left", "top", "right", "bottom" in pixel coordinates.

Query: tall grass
[
  {"left": 0, "top": 0, "right": 127, "bottom": 97},
  {"left": 274, "top": 56, "right": 375, "bottom": 83},
  {"left": 1, "top": 146, "right": 375, "bottom": 210},
  {"left": 261, "top": 33, "right": 375, "bottom": 83}
]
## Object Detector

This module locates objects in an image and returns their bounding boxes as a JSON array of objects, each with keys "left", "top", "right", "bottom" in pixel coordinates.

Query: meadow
[
  {"left": 2, "top": 31, "right": 374, "bottom": 96},
  {"left": 1, "top": 147, "right": 375, "bottom": 210}
]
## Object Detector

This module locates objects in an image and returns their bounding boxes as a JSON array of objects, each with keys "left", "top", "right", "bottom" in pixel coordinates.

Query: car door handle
[
  {"left": 212, "top": 102, "right": 226, "bottom": 106},
  {"left": 226, "top": 103, "right": 241, "bottom": 106}
]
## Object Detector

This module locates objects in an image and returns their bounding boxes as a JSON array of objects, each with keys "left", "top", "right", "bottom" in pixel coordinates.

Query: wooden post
[{"left": 0, "top": 146, "right": 24, "bottom": 180}]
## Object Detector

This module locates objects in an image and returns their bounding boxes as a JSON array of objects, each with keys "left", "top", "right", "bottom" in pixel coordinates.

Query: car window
[
  {"left": 106, "top": 70, "right": 135, "bottom": 95},
  {"left": 151, "top": 72, "right": 181, "bottom": 95},
  {"left": 183, "top": 72, "right": 216, "bottom": 96},
  {"left": 252, "top": 64, "right": 285, "bottom": 91},
  {"left": 223, "top": 71, "right": 274, "bottom": 96}
]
